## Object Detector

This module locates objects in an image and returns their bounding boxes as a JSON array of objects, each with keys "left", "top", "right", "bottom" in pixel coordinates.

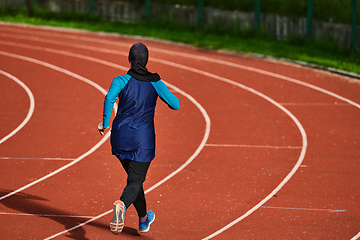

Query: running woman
[{"left": 98, "top": 42, "right": 180, "bottom": 234}]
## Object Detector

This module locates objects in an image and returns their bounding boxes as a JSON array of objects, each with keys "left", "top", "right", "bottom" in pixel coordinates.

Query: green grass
[{"left": 1, "top": 8, "right": 359, "bottom": 76}]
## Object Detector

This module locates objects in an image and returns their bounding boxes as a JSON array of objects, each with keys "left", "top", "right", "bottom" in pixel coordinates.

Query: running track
[{"left": 0, "top": 22, "right": 359, "bottom": 240}]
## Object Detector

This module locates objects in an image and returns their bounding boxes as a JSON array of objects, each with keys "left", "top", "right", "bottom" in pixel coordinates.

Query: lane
[
  {"left": 0, "top": 27, "right": 310, "bottom": 238},
  {"left": 2, "top": 24, "right": 359, "bottom": 106},
  {"left": 0, "top": 70, "right": 34, "bottom": 144},
  {"left": 0, "top": 46, "right": 206, "bottom": 239},
  {"left": 0, "top": 54, "right": 103, "bottom": 192},
  {"left": 0, "top": 38, "right": 306, "bottom": 239},
  {"left": 44, "top": 80, "right": 212, "bottom": 240},
  {"left": 0, "top": 50, "right": 114, "bottom": 201},
  {"left": 0, "top": 23, "right": 359, "bottom": 239},
  {"left": 2, "top": 27, "right": 359, "bottom": 111}
]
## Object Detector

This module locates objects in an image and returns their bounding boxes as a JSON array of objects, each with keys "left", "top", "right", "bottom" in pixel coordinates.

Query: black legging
[{"left": 119, "top": 159, "right": 151, "bottom": 218}]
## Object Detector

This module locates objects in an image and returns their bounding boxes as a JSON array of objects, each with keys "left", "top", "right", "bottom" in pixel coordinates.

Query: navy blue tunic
[{"left": 103, "top": 74, "right": 179, "bottom": 162}]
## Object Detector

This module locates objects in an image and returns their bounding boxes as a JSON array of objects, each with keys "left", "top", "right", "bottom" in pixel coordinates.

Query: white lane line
[
  {"left": 45, "top": 210, "right": 110, "bottom": 240},
  {"left": 64, "top": 45, "right": 308, "bottom": 240},
  {"left": 2, "top": 25, "right": 360, "bottom": 239},
  {"left": 6, "top": 35, "right": 358, "bottom": 240},
  {"left": 205, "top": 144, "right": 302, "bottom": 149},
  {"left": 22, "top": 46, "right": 307, "bottom": 239},
  {"left": 0, "top": 27, "right": 131, "bottom": 48},
  {"left": 0, "top": 33, "right": 128, "bottom": 57},
  {"left": 261, "top": 206, "right": 346, "bottom": 213},
  {"left": 74, "top": 31, "right": 360, "bottom": 240},
  {"left": 45, "top": 79, "right": 211, "bottom": 240},
  {"left": 0, "top": 70, "right": 35, "bottom": 144},
  {"left": 0, "top": 46, "right": 211, "bottom": 239},
  {"left": 157, "top": 53, "right": 360, "bottom": 109},
  {"left": 0, "top": 157, "right": 75, "bottom": 161},
  {"left": 193, "top": 69, "right": 307, "bottom": 240},
  {"left": 280, "top": 102, "right": 351, "bottom": 106},
  {"left": 145, "top": 80, "right": 211, "bottom": 194},
  {"left": 2, "top": 27, "right": 360, "bottom": 110},
  {"left": 44, "top": 86, "right": 211, "bottom": 240},
  {"left": 0, "top": 212, "right": 94, "bottom": 219},
  {"left": 0, "top": 41, "right": 305, "bottom": 239},
  {"left": 351, "top": 232, "right": 360, "bottom": 240},
  {"left": 0, "top": 40, "right": 128, "bottom": 71},
  {"left": 2, "top": 31, "right": 359, "bottom": 111},
  {"left": 0, "top": 51, "right": 108, "bottom": 95},
  {"left": 161, "top": 50, "right": 358, "bottom": 240},
  {"left": 0, "top": 50, "right": 116, "bottom": 202}
]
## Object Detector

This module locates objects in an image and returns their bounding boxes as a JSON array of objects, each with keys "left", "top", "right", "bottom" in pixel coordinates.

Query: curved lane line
[
  {"left": 0, "top": 42, "right": 212, "bottom": 187},
  {"left": 0, "top": 48, "right": 211, "bottom": 239},
  {"left": 0, "top": 51, "right": 115, "bottom": 201},
  {"left": 13, "top": 30, "right": 355, "bottom": 239},
  {"left": 1, "top": 26, "right": 359, "bottom": 239},
  {"left": 0, "top": 70, "right": 35, "bottom": 144},
  {"left": 0, "top": 40, "right": 129, "bottom": 71},
  {"left": 4, "top": 36, "right": 359, "bottom": 238},
  {"left": 145, "top": 80, "right": 211, "bottom": 194},
  {"left": 0, "top": 43, "right": 211, "bottom": 192},
  {"left": 0, "top": 32, "right": 128, "bottom": 57},
  {"left": 149, "top": 60, "right": 308, "bottom": 240},
  {"left": 59, "top": 29, "right": 359, "bottom": 240},
  {"left": 0, "top": 42, "right": 306, "bottom": 238},
  {"left": 2, "top": 32, "right": 358, "bottom": 109},
  {"left": 351, "top": 232, "right": 360, "bottom": 240},
  {"left": 16, "top": 27, "right": 360, "bottom": 108},
  {"left": 44, "top": 80, "right": 211, "bottom": 240},
  {"left": 39, "top": 48, "right": 307, "bottom": 239},
  {"left": 1, "top": 27, "right": 359, "bottom": 109}
]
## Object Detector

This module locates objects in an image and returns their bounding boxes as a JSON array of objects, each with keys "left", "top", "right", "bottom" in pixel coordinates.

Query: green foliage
[
  {"left": 0, "top": 7, "right": 359, "bottom": 75},
  {"left": 0, "top": 6, "right": 27, "bottom": 16}
]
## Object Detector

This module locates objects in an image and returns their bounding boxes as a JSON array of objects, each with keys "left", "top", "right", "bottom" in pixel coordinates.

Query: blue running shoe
[
  {"left": 139, "top": 210, "right": 155, "bottom": 233},
  {"left": 110, "top": 200, "right": 126, "bottom": 235}
]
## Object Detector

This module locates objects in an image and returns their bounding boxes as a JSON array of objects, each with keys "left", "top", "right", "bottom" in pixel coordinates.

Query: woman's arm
[
  {"left": 100, "top": 75, "right": 130, "bottom": 134},
  {"left": 151, "top": 80, "right": 180, "bottom": 110}
]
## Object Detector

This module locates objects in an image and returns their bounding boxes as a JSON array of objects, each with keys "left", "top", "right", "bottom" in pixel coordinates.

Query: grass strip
[{"left": 1, "top": 8, "right": 359, "bottom": 76}]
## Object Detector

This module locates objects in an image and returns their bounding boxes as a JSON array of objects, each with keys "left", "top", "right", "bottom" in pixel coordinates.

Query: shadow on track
[{"left": 0, "top": 189, "right": 140, "bottom": 239}]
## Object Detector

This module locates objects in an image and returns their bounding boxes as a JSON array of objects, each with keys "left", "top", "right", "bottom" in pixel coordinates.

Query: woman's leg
[
  {"left": 120, "top": 160, "right": 150, "bottom": 218},
  {"left": 133, "top": 186, "right": 147, "bottom": 218}
]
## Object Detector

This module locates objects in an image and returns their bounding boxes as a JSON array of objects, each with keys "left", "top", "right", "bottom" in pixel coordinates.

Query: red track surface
[{"left": 0, "top": 23, "right": 359, "bottom": 240}]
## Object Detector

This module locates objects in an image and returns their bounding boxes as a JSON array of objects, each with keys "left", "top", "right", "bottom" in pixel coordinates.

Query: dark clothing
[
  {"left": 127, "top": 68, "right": 160, "bottom": 82},
  {"left": 120, "top": 159, "right": 150, "bottom": 218},
  {"left": 110, "top": 76, "right": 158, "bottom": 162},
  {"left": 104, "top": 74, "right": 179, "bottom": 162},
  {"left": 127, "top": 43, "right": 160, "bottom": 82}
]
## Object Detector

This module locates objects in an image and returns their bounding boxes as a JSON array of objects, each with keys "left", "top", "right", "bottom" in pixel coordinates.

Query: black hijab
[{"left": 127, "top": 43, "right": 160, "bottom": 82}]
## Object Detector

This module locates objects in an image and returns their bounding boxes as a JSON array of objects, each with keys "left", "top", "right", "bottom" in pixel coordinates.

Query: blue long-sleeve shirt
[{"left": 103, "top": 74, "right": 179, "bottom": 162}]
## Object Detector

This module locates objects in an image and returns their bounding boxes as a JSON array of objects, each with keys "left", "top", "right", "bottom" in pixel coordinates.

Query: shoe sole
[{"left": 110, "top": 201, "right": 125, "bottom": 235}]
